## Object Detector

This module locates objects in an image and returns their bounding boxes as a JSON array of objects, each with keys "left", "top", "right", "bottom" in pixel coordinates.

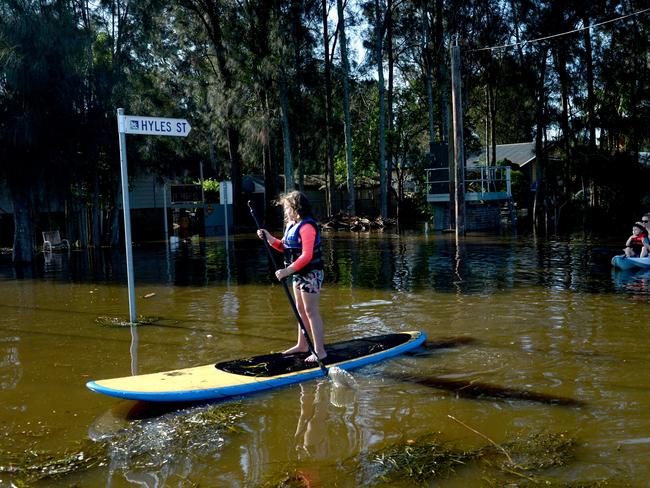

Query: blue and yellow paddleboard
[{"left": 87, "top": 331, "right": 426, "bottom": 402}]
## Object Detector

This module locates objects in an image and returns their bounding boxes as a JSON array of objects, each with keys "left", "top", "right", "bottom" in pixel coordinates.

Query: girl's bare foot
[
  {"left": 305, "top": 352, "right": 327, "bottom": 363},
  {"left": 283, "top": 345, "right": 309, "bottom": 355}
]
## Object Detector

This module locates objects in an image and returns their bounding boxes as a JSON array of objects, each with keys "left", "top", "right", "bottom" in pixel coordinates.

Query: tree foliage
[{"left": 1, "top": 0, "right": 648, "bottom": 261}]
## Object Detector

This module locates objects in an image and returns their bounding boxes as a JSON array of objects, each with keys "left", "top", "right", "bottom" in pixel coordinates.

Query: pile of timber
[{"left": 320, "top": 213, "right": 396, "bottom": 231}]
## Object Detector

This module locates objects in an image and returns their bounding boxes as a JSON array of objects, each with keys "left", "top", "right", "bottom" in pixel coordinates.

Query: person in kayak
[
  {"left": 257, "top": 191, "right": 326, "bottom": 362},
  {"left": 624, "top": 222, "right": 647, "bottom": 257},
  {"left": 640, "top": 214, "right": 650, "bottom": 257}
]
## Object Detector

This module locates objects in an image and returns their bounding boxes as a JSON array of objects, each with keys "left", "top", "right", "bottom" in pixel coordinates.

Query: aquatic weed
[
  {"left": 476, "top": 431, "right": 575, "bottom": 474},
  {"left": 0, "top": 439, "right": 108, "bottom": 485},
  {"left": 361, "top": 433, "right": 476, "bottom": 484},
  {"left": 0, "top": 402, "right": 245, "bottom": 486},
  {"left": 95, "top": 315, "right": 164, "bottom": 327}
]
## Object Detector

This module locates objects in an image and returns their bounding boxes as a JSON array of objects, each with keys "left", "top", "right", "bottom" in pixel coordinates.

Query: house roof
[{"left": 467, "top": 142, "right": 536, "bottom": 167}]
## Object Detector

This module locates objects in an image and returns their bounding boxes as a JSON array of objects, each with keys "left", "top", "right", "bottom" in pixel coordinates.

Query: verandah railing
[{"left": 425, "top": 166, "right": 512, "bottom": 202}]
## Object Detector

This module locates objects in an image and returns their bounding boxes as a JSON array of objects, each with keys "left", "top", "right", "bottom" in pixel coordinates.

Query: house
[{"left": 425, "top": 142, "right": 539, "bottom": 231}]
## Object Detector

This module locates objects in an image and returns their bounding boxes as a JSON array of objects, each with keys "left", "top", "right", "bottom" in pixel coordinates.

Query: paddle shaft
[{"left": 248, "top": 201, "right": 328, "bottom": 376}]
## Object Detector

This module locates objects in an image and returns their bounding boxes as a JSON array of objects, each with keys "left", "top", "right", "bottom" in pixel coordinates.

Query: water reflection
[
  {"left": 0, "top": 232, "right": 635, "bottom": 299},
  {"left": 611, "top": 268, "right": 650, "bottom": 295},
  {"left": 0, "top": 336, "right": 21, "bottom": 390}
]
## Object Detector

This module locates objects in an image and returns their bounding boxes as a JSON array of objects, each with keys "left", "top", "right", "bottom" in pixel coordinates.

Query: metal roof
[{"left": 468, "top": 142, "right": 536, "bottom": 167}]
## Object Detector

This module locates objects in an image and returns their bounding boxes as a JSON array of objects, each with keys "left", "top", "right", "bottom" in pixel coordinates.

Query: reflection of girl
[
  {"left": 294, "top": 382, "right": 329, "bottom": 458},
  {"left": 257, "top": 191, "right": 326, "bottom": 362},
  {"left": 625, "top": 223, "right": 647, "bottom": 257}
]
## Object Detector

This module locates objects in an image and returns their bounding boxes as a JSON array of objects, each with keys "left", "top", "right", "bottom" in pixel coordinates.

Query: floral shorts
[{"left": 292, "top": 269, "right": 324, "bottom": 294}]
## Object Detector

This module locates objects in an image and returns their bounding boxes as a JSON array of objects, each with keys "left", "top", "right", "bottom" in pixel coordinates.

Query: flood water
[{"left": 1, "top": 229, "right": 649, "bottom": 486}]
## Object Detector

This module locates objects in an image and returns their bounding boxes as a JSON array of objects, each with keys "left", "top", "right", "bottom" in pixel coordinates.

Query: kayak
[
  {"left": 611, "top": 255, "right": 650, "bottom": 271},
  {"left": 86, "top": 331, "right": 426, "bottom": 402}
]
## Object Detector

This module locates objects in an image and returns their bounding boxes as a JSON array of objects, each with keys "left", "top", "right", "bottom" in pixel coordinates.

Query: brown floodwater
[{"left": 0, "top": 229, "right": 649, "bottom": 486}]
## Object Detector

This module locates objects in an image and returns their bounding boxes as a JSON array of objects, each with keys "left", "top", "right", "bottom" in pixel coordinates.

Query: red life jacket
[{"left": 630, "top": 234, "right": 644, "bottom": 255}]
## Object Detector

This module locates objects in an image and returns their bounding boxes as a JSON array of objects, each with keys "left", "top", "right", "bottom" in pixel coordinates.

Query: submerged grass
[
  {"left": 95, "top": 315, "right": 168, "bottom": 327},
  {"left": 371, "top": 434, "right": 474, "bottom": 483},
  {"left": 348, "top": 433, "right": 476, "bottom": 485},
  {"left": 341, "top": 428, "right": 626, "bottom": 487},
  {"left": 0, "top": 439, "right": 108, "bottom": 486},
  {"left": 0, "top": 402, "right": 244, "bottom": 486},
  {"left": 498, "top": 431, "right": 576, "bottom": 470}
]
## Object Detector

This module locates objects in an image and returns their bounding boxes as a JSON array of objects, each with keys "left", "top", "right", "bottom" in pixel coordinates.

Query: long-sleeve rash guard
[{"left": 269, "top": 222, "right": 316, "bottom": 272}]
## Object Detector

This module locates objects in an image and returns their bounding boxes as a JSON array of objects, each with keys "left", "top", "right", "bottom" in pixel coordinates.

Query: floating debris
[
  {"left": 321, "top": 213, "right": 395, "bottom": 232},
  {"left": 95, "top": 315, "right": 165, "bottom": 327},
  {"left": 143, "top": 292, "right": 156, "bottom": 299}
]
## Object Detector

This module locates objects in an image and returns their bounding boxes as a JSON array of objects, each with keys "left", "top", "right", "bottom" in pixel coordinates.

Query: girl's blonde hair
[{"left": 276, "top": 191, "right": 313, "bottom": 221}]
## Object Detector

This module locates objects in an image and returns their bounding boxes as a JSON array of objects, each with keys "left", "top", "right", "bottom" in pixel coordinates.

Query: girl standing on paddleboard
[{"left": 257, "top": 191, "right": 326, "bottom": 363}]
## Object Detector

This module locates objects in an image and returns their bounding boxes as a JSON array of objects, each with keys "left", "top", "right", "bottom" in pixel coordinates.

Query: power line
[{"left": 470, "top": 7, "right": 650, "bottom": 52}]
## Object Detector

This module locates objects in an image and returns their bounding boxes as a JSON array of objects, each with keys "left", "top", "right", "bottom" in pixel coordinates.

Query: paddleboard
[
  {"left": 86, "top": 331, "right": 426, "bottom": 402},
  {"left": 611, "top": 255, "right": 650, "bottom": 270}
]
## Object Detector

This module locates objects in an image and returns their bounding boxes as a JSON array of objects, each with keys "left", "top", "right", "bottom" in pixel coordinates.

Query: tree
[
  {"left": 337, "top": 0, "right": 356, "bottom": 215},
  {"left": 322, "top": 0, "right": 336, "bottom": 215},
  {"left": 0, "top": 1, "right": 87, "bottom": 263},
  {"left": 179, "top": 0, "right": 245, "bottom": 225}
]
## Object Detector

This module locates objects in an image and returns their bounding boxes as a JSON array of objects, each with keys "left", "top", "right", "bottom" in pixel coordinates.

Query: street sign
[
  {"left": 116, "top": 108, "right": 193, "bottom": 324},
  {"left": 118, "top": 114, "right": 192, "bottom": 137}
]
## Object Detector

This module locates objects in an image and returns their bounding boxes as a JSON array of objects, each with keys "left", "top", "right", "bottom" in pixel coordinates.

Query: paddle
[{"left": 248, "top": 201, "right": 329, "bottom": 377}]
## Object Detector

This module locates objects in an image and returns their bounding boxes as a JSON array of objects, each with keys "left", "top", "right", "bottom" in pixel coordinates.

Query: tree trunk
[
  {"left": 263, "top": 93, "right": 277, "bottom": 222},
  {"left": 11, "top": 184, "right": 35, "bottom": 265},
  {"left": 184, "top": 0, "right": 244, "bottom": 226},
  {"left": 386, "top": 0, "right": 394, "bottom": 218},
  {"left": 92, "top": 170, "right": 101, "bottom": 247},
  {"left": 322, "top": 0, "right": 335, "bottom": 216},
  {"left": 630, "top": 15, "right": 640, "bottom": 163},
  {"left": 582, "top": 14, "right": 596, "bottom": 150},
  {"left": 422, "top": 7, "right": 436, "bottom": 151},
  {"left": 110, "top": 182, "right": 121, "bottom": 247},
  {"left": 555, "top": 46, "right": 570, "bottom": 157},
  {"left": 489, "top": 83, "right": 496, "bottom": 166},
  {"left": 279, "top": 78, "right": 294, "bottom": 192},
  {"left": 375, "top": 0, "right": 387, "bottom": 218},
  {"left": 435, "top": 0, "right": 446, "bottom": 142},
  {"left": 533, "top": 47, "right": 549, "bottom": 229},
  {"left": 226, "top": 124, "right": 243, "bottom": 224},
  {"left": 337, "top": 0, "right": 355, "bottom": 215}
]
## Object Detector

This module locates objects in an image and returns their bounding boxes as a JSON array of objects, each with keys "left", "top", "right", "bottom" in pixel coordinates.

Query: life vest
[
  {"left": 282, "top": 218, "right": 323, "bottom": 274},
  {"left": 630, "top": 234, "right": 644, "bottom": 255}
]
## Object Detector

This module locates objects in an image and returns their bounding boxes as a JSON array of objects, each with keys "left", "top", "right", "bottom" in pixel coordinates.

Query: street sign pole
[
  {"left": 220, "top": 181, "right": 233, "bottom": 283},
  {"left": 117, "top": 108, "right": 137, "bottom": 324},
  {"left": 116, "top": 109, "right": 192, "bottom": 324}
]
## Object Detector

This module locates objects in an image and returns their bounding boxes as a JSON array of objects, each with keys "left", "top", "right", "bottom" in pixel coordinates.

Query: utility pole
[{"left": 450, "top": 35, "right": 465, "bottom": 237}]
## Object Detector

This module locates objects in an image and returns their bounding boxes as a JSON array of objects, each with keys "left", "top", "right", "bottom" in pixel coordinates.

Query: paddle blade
[{"left": 328, "top": 366, "right": 357, "bottom": 388}]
